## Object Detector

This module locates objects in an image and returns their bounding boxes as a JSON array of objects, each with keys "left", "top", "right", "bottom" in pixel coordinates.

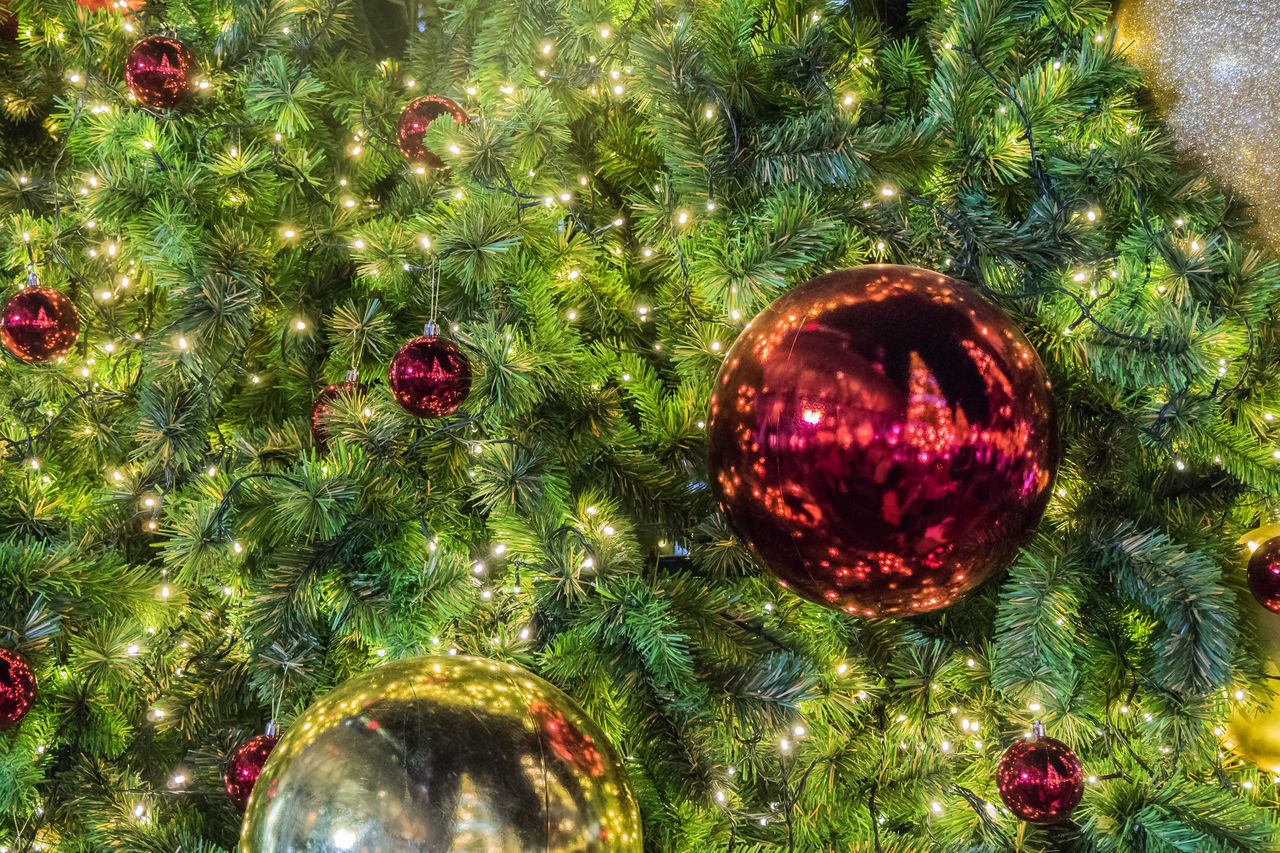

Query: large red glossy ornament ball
[
  {"left": 0, "top": 648, "right": 36, "bottom": 730},
  {"left": 225, "top": 733, "right": 279, "bottom": 810},
  {"left": 1247, "top": 535, "right": 1280, "bottom": 613},
  {"left": 996, "top": 735, "right": 1084, "bottom": 823},
  {"left": 707, "top": 265, "right": 1058, "bottom": 618},
  {"left": 397, "top": 96, "right": 469, "bottom": 167},
  {"left": 1, "top": 286, "right": 79, "bottom": 362},
  {"left": 125, "top": 36, "right": 194, "bottom": 109},
  {"left": 309, "top": 380, "right": 367, "bottom": 450},
  {"left": 388, "top": 335, "right": 472, "bottom": 418}
]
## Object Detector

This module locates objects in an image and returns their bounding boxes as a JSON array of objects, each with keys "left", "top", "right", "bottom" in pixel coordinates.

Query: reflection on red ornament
[
  {"left": 397, "top": 96, "right": 469, "bottom": 167},
  {"left": 1247, "top": 535, "right": 1280, "bottom": 613},
  {"left": 388, "top": 334, "right": 471, "bottom": 418},
  {"left": 995, "top": 730, "right": 1083, "bottom": 823},
  {"left": 125, "top": 36, "right": 195, "bottom": 109},
  {"left": 530, "top": 700, "right": 605, "bottom": 777},
  {"left": 309, "top": 380, "right": 368, "bottom": 450},
  {"left": 0, "top": 648, "right": 35, "bottom": 730},
  {"left": 225, "top": 733, "right": 279, "bottom": 810},
  {"left": 1, "top": 286, "right": 79, "bottom": 362},
  {"left": 706, "top": 265, "right": 1058, "bottom": 618}
]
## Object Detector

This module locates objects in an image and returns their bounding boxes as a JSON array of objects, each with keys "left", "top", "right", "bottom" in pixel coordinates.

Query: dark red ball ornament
[
  {"left": 310, "top": 375, "right": 368, "bottom": 450},
  {"left": 1, "top": 286, "right": 79, "bottom": 362},
  {"left": 1247, "top": 535, "right": 1280, "bottom": 613},
  {"left": 0, "top": 648, "right": 36, "bottom": 730},
  {"left": 125, "top": 36, "right": 194, "bottom": 109},
  {"left": 225, "top": 729, "right": 279, "bottom": 810},
  {"left": 707, "top": 265, "right": 1058, "bottom": 618},
  {"left": 388, "top": 329, "right": 471, "bottom": 418},
  {"left": 397, "top": 96, "right": 469, "bottom": 168},
  {"left": 996, "top": 725, "right": 1084, "bottom": 823}
]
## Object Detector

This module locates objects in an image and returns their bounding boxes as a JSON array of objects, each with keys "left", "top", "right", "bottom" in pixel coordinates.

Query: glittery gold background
[{"left": 1115, "top": 0, "right": 1280, "bottom": 248}]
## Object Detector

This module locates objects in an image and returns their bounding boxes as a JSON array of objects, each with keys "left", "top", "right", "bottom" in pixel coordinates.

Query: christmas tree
[{"left": 0, "top": 0, "right": 1279, "bottom": 848}]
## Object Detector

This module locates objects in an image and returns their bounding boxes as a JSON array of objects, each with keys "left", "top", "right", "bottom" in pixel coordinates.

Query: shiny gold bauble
[
  {"left": 240, "top": 656, "right": 642, "bottom": 852},
  {"left": 1227, "top": 524, "right": 1280, "bottom": 774},
  {"left": 1115, "top": 0, "right": 1280, "bottom": 247}
]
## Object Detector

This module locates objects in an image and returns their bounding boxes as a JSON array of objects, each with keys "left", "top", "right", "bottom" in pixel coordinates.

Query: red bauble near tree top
[
  {"left": 397, "top": 96, "right": 469, "bottom": 168},
  {"left": 995, "top": 723, "right": 1084, "bottom": 824},
  {"left": 225, "top": 725, "right": 279, "bottom": 810},
  {"left": 706, "top": 265, "right": 1058, "bottom": 618},
  {"left": 1247, "top": 535, "right": 1280, "bottom": 613},
  {"left": 310, "top": 373, "right": 367, "bottom": 450},
  {"left": 0, "top": 648, "right": 36, "bottom": 730},
  {"left": 1, "top": 285, "right": 79, "bottom": 362},
  {"left": 125, "top": 36, "right": 195, "bottom": 109},
  {"left": 388, "top": 326, "right": 472, "bottom": 418}
]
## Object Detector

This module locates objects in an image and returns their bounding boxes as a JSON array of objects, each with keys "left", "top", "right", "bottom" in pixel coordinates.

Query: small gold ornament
[
  {"left": 1227, "top": 524, "right": 1280, "bottom": 774},
  {"left": 240, "top": 656, "right": 642, "bottom": 852},
  {"left": 1115, "top": 0, "right": 1280, "bottom": 247}
]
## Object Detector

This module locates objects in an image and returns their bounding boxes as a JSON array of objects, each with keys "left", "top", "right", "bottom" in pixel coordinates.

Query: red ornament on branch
[
  {"left": 1, "top": 285, "right": 79, "bottom": 362},
  {"left": 310, "top": 373, "right": 367, "bottom": 450},
  {"left": 125, "top": 36, "right": 194, "bottom": 109},
  {"left": 706, "top": 265, "right": 1058, "bottom": 618},
  {"left": 0, "top": 648, "right": 36, "bottom": 730},
  {"left": 388, "top": 326, "right": 471, "bottom": 418},
  {"left": 995, "top": 723, "right": 1084, "bottom": 823},
  {"left": 226, "top": 726, "right": 279, "bottom": 810},
  {"left": 397, "top": 96, "right": 469, "bottom": 168},
  {"left": 1247, "top": 535, "right": 1280, "bottom": 613}
]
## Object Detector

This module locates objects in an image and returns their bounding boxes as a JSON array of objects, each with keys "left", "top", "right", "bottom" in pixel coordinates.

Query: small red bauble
[
  {"left": 388, "top": 334, "right": 471, "bottom": 418},
  {"left": 125, "top": 36, "right": 194, "bottom": 109},
  {"left": 706, "top": 265, "right": 1058, "bottom": 618},
  {"left": 1247, "top": 535, "right": 1280, "bottom": 613},
  {"left": 996, "top": 730, "right": 1084, "bottom": 823},
  {"left": 309, "top": 378, "right": 367, "bottom": 450},
  {"left": 0, "top": 648, "right": 36, "bottom": 730},
  {"left": 1, "top": 286, "right": 79, "bottom": 362},
  {"left": 225, "top": 733, "right": 278, "bottom": 810},
  {"left": 397, "top": 96, "right": 469, "bottom": 167}
]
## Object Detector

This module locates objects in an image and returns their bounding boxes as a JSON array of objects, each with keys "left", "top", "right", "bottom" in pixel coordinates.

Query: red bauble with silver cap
[
  {"left": 397, "top": 96, "right": 469, "bottom": 167},
  {"left": 125, "top": 35, "right": 195, "bottom": 109},
  {"left": 1, "top": 284, "right": 79, "bottom": 362},
  {"left": 0, "top": 648, "right": 36, "bottom": 731},
  {"left": 226, "top": 722, "right": 279, "bottom": 810},
  {"left": 995, "top": 722, "right": 1084, "bottom": 824},
  {"left": 388, "top": 324, "right": 472, "bottom": 418}
]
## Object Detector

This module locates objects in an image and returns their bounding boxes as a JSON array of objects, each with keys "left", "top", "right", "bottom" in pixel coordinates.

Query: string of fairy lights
[{"left": 0, "top": 1, "right": 1278, "bottom": 849}]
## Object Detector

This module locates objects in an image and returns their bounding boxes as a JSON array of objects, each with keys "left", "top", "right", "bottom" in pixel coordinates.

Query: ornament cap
[
  {"left": 423, "top": 321, "right": 439, "bottom": 337},
  {"left": 345, "top": 368, "right": 358, "bottom": 383},
  {"left": 1031, "top": 719, "right": 1045, "bottom": 739},
  {"left": 265, "top": 719, "right": 278, "bottom": 737}
]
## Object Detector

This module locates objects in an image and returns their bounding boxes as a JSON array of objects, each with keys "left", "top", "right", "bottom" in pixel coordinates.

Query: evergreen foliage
[{"left": 0, "top": 0, "right": 1277, "bottom": 848}]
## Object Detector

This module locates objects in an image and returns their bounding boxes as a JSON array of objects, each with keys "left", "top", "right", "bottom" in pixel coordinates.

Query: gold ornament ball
[
  {"left": 240, "top": 656, "right": 642, "bottom": 852},
  {"left": 1115, "top": 0, "right": 1280, "bottom": 247},
  {"left": 1227, "top": 524, "right": 1280, "bottom": 774}
]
